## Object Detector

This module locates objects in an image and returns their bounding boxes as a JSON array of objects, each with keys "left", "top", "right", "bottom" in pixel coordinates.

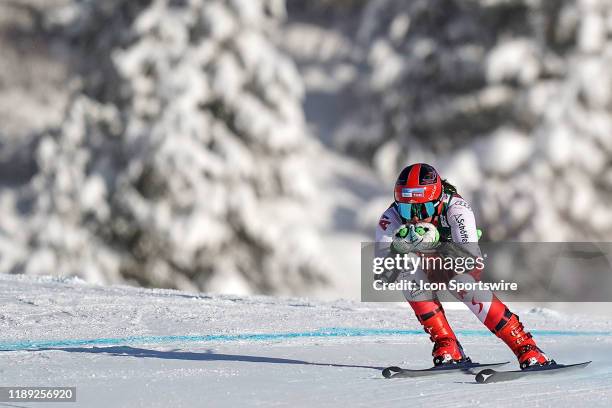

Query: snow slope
[{"left": 1, "top": 274, "right": 611, "bottom": 407}]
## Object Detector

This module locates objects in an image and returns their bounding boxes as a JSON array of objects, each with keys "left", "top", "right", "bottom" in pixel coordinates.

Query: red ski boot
[
  {"left": 494, "top": 309, "right": 553, "bottom": 369},
  {"left": 417, "top": 305, "right": 468, "bottom": 366},
  {"left": 432, "top": 338, "right": 467, "bottom": 366}
]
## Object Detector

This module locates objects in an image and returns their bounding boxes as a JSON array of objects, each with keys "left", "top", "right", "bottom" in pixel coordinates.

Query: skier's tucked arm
[
  {"left": 375, "top": 207, "right": 409, "bottom": 282},
  {"left": 446, "top": 198, "right": 480, "bottom": 244},
  {"left": 446, "top": 197, "right": 483, "bottom": 274},
  {"left": 375, "top": 207, "right": 402, "bottom": 258}
]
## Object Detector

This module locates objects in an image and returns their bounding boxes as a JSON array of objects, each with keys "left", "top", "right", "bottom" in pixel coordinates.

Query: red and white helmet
[{"left": 394, "top": 163, "right": 443, "bottom": 220}]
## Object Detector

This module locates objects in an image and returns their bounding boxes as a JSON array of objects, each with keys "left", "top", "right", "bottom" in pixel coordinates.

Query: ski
[
  {"left": 382, "top": 360, "right": 509, "bottom": 378},
  {"left": 475, "top": 361, "right": 591, "bottom": 384}
]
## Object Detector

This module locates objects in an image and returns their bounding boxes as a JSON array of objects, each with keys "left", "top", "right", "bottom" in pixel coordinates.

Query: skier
[{"left": 376, "top": 163, "right": 553, "bottom": 369}]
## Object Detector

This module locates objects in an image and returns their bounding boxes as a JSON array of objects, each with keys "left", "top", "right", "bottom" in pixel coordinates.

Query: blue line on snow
[{"left": 0, "top": 328, "right": 610, "bottom": 352}]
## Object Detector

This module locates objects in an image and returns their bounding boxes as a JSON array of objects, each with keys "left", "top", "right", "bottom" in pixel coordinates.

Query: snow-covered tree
[
  {"left": 1, "top": 0, "right": 329, "bottom": 294},
  {"left": 335, "top": 0, "right": 612, "bottom": 240}
]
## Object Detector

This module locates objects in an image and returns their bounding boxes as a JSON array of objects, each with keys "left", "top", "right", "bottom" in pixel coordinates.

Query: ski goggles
[{"left": 397, "top": 200, "right": 440, "bottom": 220}]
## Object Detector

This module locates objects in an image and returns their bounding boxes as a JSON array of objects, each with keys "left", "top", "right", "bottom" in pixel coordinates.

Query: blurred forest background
[{"left": 0, "top": 0, "right": 611, "bottom": 299}]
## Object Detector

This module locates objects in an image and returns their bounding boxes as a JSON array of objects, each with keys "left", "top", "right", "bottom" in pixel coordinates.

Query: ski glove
[{"left": 392, "top": 223, "right": 440, "bottom": 254}]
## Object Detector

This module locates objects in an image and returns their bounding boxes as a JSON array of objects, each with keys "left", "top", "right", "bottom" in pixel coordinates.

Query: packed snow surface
[{"left": 1, "top": 274, "right": 611, "bottom": 407}]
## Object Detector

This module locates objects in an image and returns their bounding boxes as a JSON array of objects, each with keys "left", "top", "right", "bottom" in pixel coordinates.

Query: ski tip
[
  {"left": 475, "top": 360, "right": 592, "bottom": 384},
  {"left": 382, "top": 366, "right": 402, "bottom": 379},
  {"left": 524, "top": 360, "right": 592, "bottom": 371},
  {"left": 475, "top": 368, "right": 496, "bottom": 384}
]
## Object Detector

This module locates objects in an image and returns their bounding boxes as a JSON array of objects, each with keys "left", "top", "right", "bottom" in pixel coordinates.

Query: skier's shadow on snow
[{"left": 32, "top": 346, "right": 385, "bottom": 371}]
